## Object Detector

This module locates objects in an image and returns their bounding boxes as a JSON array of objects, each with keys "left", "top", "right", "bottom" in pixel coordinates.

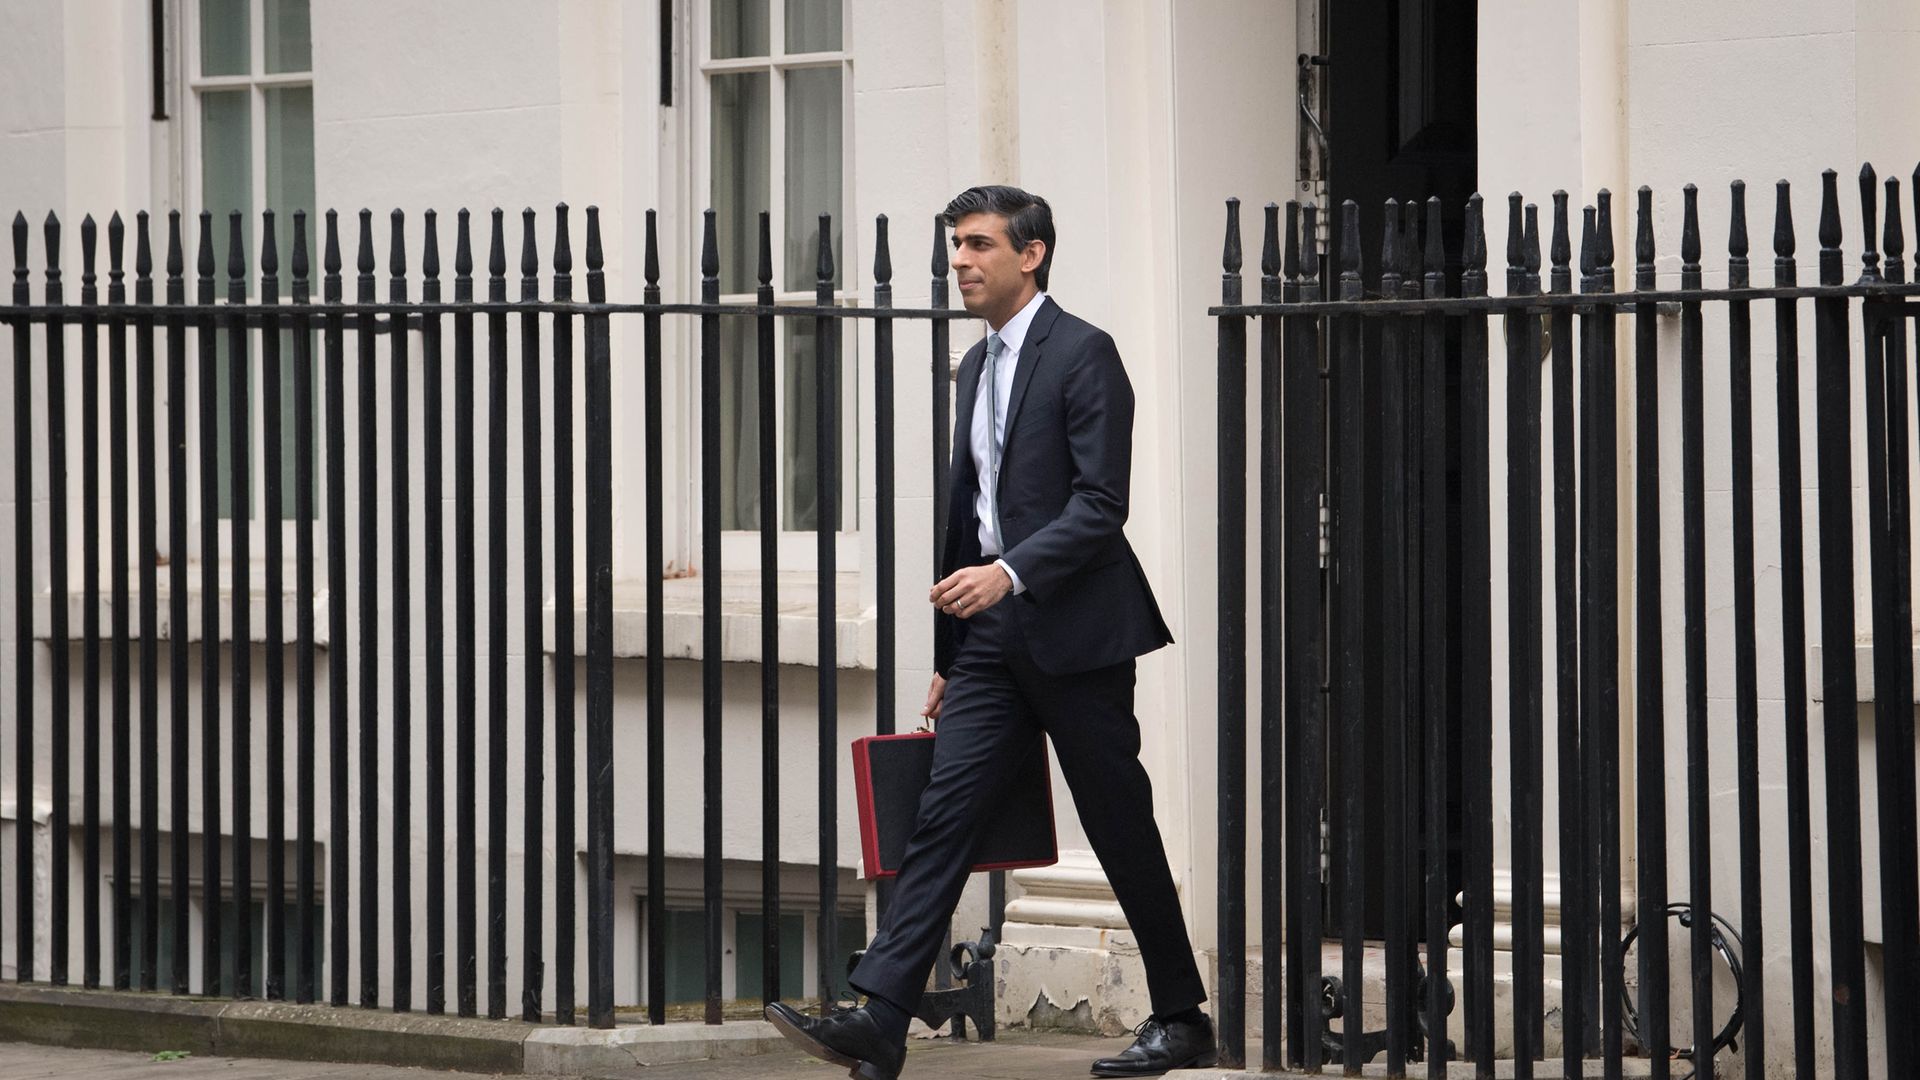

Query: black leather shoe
[
  {"left": 765, "top": 1001, "right": 907, "bottom": 1080},
  {"left": 1090, "top": 1014, "right": 1219, "bottom": 1077}
]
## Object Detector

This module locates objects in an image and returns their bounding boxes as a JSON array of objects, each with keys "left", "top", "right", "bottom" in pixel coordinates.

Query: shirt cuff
[{"left": 995, "top": 558, "right": 1027, "bottom": 596}]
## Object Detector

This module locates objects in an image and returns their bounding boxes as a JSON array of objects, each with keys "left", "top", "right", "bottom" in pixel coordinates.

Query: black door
[{"left": 1320, "top": 0, "right": 1477, "bottom": 943}]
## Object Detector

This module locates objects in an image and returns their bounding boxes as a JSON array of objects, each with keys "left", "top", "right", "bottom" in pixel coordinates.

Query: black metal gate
[{"left": 1212, "top": 166, "right": 1920, "bottom": 1079}]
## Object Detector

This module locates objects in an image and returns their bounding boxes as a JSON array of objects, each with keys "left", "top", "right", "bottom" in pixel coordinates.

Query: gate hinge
[{"left": 1317, "top": 494, "right": 1331, "bottom": 569}]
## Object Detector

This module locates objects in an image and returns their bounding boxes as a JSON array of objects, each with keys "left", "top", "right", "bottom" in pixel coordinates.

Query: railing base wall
[{"left": 0, "top": 983, "right": 791, "bottom": 1074}]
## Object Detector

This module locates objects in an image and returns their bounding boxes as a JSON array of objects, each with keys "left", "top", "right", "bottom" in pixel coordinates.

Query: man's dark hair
[{"left": 941, "top": 185, "right": 1055, "bottom": 291}]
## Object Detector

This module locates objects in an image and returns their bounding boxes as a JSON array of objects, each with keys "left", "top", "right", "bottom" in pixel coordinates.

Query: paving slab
[
  {"left": 0, "top": 1041, "right": 509, "bottom": 1079},
  {"left": 0, "top": 1037, "right": 1665, "bottom": 1079}
]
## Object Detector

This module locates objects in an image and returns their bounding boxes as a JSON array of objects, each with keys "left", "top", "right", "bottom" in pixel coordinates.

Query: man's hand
[
  {"left": 930, "top": 563, "right": 1013, "bottom": 620},
  {"left": 922, "top": 674, "right": 948, "bottom": 722}
]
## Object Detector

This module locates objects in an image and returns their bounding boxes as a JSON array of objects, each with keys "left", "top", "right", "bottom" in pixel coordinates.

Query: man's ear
[{"left": 1020, "top": 240, "right": 1047, "bottom": 276}]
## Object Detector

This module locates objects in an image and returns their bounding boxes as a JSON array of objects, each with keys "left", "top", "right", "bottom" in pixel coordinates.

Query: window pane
[
  {"left": 201, "top": 0, "right": 250, "bottom": 76},
  {"left": 734, "top": 911, "right": 805, "bottom": 1001},
  {"left": 710, "top": 72, "right": 769, "bottom": 295},
  {"left": 215, "top": 333, "right": 256, "bottom": 520},
  {"left": 202, "top": 90, "right": 254, "bottom": 228},
  {"left": 126, "top": 896, "right": 179, "bottom": 989},
  {"left": 263, "top": 0, "right": 312, "bottom": 74},
  {"left": 272, "top": 330, "right": 321, "bottom": 521},
  {"left": 662, "top": 908, "right": 708, "bottom": 1004},
  {"left": 783, "top": 319, "right": 841, "bottom": 532},
  {"left": 266, "top": 86, "right": 315, "bottom": 253},
  {"left": 785, "top": 0, "right": 841, "bottom": 54},
  {"left": 711, "top": 0, "right": 769, "bottom": 59},
  {"left": 829, "top": 913, "right": 867, "bottom": 1002},
  {"left": 718, "top": 317, "right": 762, "bottom": 531},
  {"left": 266, "top": 87, "right": 318, "bottom": 521},
  {"left": 783, "top": 66, "right": 841, "bottom": 290}
]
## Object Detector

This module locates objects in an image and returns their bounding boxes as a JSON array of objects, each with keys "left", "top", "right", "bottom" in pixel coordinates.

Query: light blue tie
[{"left": 984, "top": 331, "right": 1005, "bottom": 548}]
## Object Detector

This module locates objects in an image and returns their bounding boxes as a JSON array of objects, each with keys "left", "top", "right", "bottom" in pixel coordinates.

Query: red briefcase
[{"left": 851, "top": 731, "right": 1060, "bottom": 880}]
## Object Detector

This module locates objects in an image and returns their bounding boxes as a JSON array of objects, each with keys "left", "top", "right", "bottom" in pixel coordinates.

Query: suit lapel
[
  {"left": 950, "top": 339, "right": 984, "bottom": 492},
  {"left": 1000, "top": 297, "right": 1060, "bottom": 462}
]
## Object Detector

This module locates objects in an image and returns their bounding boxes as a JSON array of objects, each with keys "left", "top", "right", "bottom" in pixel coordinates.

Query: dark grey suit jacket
[{"left": 934, "top": 298, "right": 1173, "bottom": 677}]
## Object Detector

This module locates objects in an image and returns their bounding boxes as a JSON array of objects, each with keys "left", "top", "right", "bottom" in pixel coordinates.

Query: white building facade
[{"left": 3, "top": 1, "right": 1918, "bottom": 1076}]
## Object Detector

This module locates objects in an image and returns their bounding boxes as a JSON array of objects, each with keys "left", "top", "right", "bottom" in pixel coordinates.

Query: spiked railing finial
[
  {"left": 197, "top": 210, "right": 216, "bottom": 281},
  {"left": 488, "top": 208, "right": 507, "bottom": 280},
  {"left": 41, "top": 212, "right": 63, "bottom": 283},
  {"left": 10, "top": 212, "right": 26, "bottom": 290},
  {"left": 356, "top": 208, "right": 375, "bottom": 278},
  {"left": 641, "top": 208, "right": 657, "bottom": 288},
  {"left": 109, "top": 213, "right": 126, "bottom": 289},
  {"left": 1883, "top": 177, "right": 1904, "bottom": 268},
  {"left": 1595, "top": 189, "right": 1614, "bottom": 269},
  {"left": 1423, "top": 197, "right": 1444, "bottom": 277},
  {"left": 422, "top": 210, "right": 440, "bottom": 281},
  {"left": 1222, "top": 197, "right": 1243, "bottom": 277},
  {"left": 1390, "top": 195, "right": 1405, "bottom": 282},
  {"left": 261, "top": 210, "right": 279, "bottom": 278},
  {"left": 1773, "top": 181, "right": 1795, "bottom": 259},
  {"left": 815, "top": 212, "right": 834, "bottom": 287},
  {"left": 1301, "top": 203, "right": 1321, "bottom": 290},
  {"left": 1261, "top": 202, "right": 1281, "bottom": 286},
  {"left": 521, "top": 208, "right": 539, "bottom": 281},
  {"left": 586, "top": 205, "right": 606, "bottom": 305},
  {"left": 1551, "top": 191, "right": 1571, "bottom": 273},
  {"left": 1506, "top": 193, "right": 1524, "bottom": 271},
  {"left": 1680, "top": 184, "right": 1701, "bottom": 270},
  {"left": 327, "top": 210, "right": 349, "bottom": 281},
  {"left": 1819, "top": 169, "right": 1842, "bottom": 250},
  {"left": 552, "top": 203, "right": 572, "bottom": 277},
  {"left": 585, "top": 205, "right": 604, "bottom": 274},
  {"left": 388, "top": 209, "right": 407, "bottom": 284},
  {"left": 80, "top": 215, "right": 98, "bottom": 297},
  {"left": 1337, "top": 200, "right": 1362, "bottom": 296},
  {"left": 1522, "top": 203, "right": 1541, "bottom": 280},
  {"left": 227, "top": 211, "right": 247, "bottom": 281},
  {"left": 1283, "top": 202, "right": 1301, "bottom": 282},
  {"left": 453, "top": 209, "right": 472, "bottom": 280},
  {"left": 1464, "top": 194, "right": 1486, "bottom": 276},
  {"left": 166, "top": 210, "right": 185, "bottom": 278},
  {"left": 1636, "top": 186, "right": 1655, "bottom": 271},
  {"left": 1580, "top": 206, "right": 1597, "bottom": 280},
  {"left": 699, "top": 208, "right": 718, "bottom": 283},
  {"left": 137, "top": 212, "right": 155, "bottom": 280},
  {"left": 291, "top": 211, "right": 309, "bottom": 282},
  {"left": 1859, "top": 163, "right": 1881, "bottom": 280},
  {"left": 1729, "top": 180, "right": 1749, "bottom": 259}
]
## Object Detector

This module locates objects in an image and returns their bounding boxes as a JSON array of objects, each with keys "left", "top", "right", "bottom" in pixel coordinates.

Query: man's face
[{"left": 950, "top": 211, "right": 1044, "bottom": 327}]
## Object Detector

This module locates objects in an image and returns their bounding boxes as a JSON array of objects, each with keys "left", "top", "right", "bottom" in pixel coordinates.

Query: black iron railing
[
  {"left": 2, "top": 204, "right": 979, "bottom": 1030},
  {"left": 1212, "top": 166, "right": 1920, "bottom": 1079}
]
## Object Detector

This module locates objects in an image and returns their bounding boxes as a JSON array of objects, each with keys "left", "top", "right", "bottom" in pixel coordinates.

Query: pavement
[{"left": 0, "top": 1030, "right": 1141, "bottom": 1079}]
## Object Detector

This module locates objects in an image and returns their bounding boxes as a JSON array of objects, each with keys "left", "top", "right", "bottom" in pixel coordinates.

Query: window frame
[
  {"left": 179, "top": 0, "right": 319, "bottom": 570},
  {"left": 691, "top": 0, "right": 861, "bottom": 574}
]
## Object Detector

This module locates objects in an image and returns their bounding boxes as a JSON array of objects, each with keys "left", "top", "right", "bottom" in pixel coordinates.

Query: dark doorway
[{"left": 1318, "top": 0, "right": 1477, "bottom": 943}]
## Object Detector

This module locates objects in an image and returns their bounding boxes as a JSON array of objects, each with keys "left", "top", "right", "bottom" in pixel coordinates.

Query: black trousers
[{"left": 849, "top": 598, "right": 1207, "bottom": 1018}]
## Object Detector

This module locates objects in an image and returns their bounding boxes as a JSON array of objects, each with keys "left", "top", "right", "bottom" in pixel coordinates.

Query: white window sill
[
  {"left": 545, "top": 571, "right": 877, "bottom": 670},
  {"left": 1809, "top": 637, "right": 1920, "bottom": 704},
  {"left": 29, "top": 576, "right": 336, "bottom": 648},
  {"left": 27, "top": 570, "right": 880, "bottom": 671}
]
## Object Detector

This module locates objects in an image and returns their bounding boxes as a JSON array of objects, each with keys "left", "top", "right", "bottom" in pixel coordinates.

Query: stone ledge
[
  {"left": 0, "top": 983, "right": 784, "bottom": 1075},
  {"left": 523, "top": 1019, "right": 787, "bottom": 1074}
]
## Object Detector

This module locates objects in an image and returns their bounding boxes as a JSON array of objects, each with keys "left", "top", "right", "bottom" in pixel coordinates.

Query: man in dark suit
[{"left": 767, "top": 186, "right": 1213, "bottom": 1080}]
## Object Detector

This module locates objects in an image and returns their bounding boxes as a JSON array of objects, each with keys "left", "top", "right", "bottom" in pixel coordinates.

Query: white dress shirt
[{"left": 972, "top": 290, "right": 1048, "bottom": 595}]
